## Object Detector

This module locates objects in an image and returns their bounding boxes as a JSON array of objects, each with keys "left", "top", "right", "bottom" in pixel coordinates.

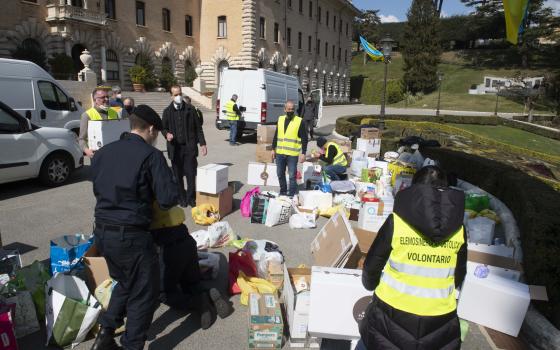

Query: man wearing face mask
[
  {"left": 123, "top": 97, "right": 135, "bottom": 115},
  {"left": 90, "top": 105, "right": 178, "bottom": 350},
  {"left": 79, "top": 87, "right": 122, "bottom": 158},
  {"left": 162, "top": 85, "right": 207, "bottom": 207},
  {"left": 109, "top": 86, "right": 124, "bottom": 108},
  {"left": 271, "top": 100, "right": 308, "bottom": 197}
]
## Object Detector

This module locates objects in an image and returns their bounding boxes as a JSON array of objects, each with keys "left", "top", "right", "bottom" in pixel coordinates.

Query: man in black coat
[
  {"left": 301, "top": 96, "right": 318, "bottom": 140},
  {"left": 162, "top": 85, "right": 207, "bottom": 207}
]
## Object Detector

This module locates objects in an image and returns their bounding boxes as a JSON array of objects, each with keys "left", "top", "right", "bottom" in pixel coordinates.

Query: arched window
[
  {"left": 217, "top": 60, "right": 229, "bottom": 86},
  {"left": 13, "top": 38, "right": 46, "bottom": 68},
  {"left": 106, "top": 49, "right": 119, "bottom": 80}
]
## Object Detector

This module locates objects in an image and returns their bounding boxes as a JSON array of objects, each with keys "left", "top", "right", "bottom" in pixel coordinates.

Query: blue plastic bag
[{"left": 50, "top": 234, "right": 93, "bottom": 274}]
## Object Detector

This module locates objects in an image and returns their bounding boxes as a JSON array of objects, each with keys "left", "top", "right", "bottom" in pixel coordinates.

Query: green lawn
[
  {"left": 351, "top": 52, "right": 555, "bottom": 113},
  {"left": 450, "top": 123, "right": 560, "bottom": 156}
]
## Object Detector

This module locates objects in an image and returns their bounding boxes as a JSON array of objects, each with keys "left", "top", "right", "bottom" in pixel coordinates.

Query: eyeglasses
[{"left": 95, "top": 96, "right": 109, "bottom": 100}]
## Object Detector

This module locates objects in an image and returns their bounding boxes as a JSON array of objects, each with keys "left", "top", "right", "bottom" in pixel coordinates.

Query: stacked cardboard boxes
[
  {"left": 248, "top": 293, "right": 283, "bottom": 349},
  {"left": 196, "top": 164, "right": 233, "bottom": 218}
]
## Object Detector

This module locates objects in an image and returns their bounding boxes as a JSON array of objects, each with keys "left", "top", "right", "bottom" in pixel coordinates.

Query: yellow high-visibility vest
[
  {"left": 375, "top": 213, "right": 464, "bottom": 316},
  {"left": 224, "top": 100, "right": 239, "bottom": 121},
  {"left": 276, "top": 115, "right": 302, "bottom": 156},
  {"left": 86, "top": 107, "right": 119, "bottom": 121},
  {"left": 325, "top": 141, "right": 347, "bottom": 166}
]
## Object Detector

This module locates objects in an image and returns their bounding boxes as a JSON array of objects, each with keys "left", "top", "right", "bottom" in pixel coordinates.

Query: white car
[{"left": 0, "top": 101, "right": 83, "bottom": 186}]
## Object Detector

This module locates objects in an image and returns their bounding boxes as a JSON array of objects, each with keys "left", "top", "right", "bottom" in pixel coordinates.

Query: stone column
[
  {"left": 64, "top": 39, "right": 71, "bottom": 56},
  {"left": 100, "top": 45, "right": 107, "bottom": 82},
  {"left": 239, "top": 0, "right": 258, "bottom": 68}
]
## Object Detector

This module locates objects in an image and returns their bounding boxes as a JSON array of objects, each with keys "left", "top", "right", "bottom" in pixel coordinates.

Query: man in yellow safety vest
[
  {"left": 358, "top": 165, "right": 467, "bottom": 350},
  {"left": 223, "top": 94, "right": 241, "bottom": 146},
  {"left": 78, "top": 87, "right": 121, "bottom": 158},
  {"left": 314, "top": 136, "right": 348, "bottom": 180},
  {"left": 271, "top": 101, "right": 308, "bottom": 197}
]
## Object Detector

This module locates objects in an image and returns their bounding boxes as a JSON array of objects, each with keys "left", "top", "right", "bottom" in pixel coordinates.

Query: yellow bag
[
  {"left": 150, "top": 202, "right": 185, "bottom": 230},
  {"left": 237, "top": 271, "right": 277, "bottom": 306},
  {"left": 319, "top": 205, "right": 350, "bottom": 219},
  {"left": 191, "top": 203, "right": 220, "bottom": 226},
  {"left": 388, "top": 161, "right": 416, "bottom": 186}
]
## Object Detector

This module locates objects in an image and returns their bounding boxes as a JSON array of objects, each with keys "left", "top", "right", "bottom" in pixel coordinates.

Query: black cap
[
  {"left": 132, "top": 105, "right": 163, "bottom": 130},
  {"left": 316, "top": 137, "right": 327, "bottom": 148}
]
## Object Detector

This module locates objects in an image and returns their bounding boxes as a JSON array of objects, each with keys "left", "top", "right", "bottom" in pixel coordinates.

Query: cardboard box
[
  {"left": 288, "top": 337, "right": 321, "bottom": 348},
  {"left": 356, "top": 138, "right": 381, "bottom": 156},
  {"left": 87, "top": 119, "right": 130, "bottom": 150},
  {"left": 256, "top": 144, "right": 274, "bottom": 163},
  {"left": 361, "top": 127, "right": 381, "bottom": 140},
  {"left": 248, "top": 162, "right": 294, "bottom": 187},
  {"left": 308, "top": 267, "right": 371, "bottom": 340},
  {"left": 345, "top": 228, "right": 378, "bottom": 269},
  {"left": 196, "top": 164, "right": 229, "bottom": 194},
  {"left": 83, "top": 245, "right": 110, "bottom": 292},
  {"left": 358, "top": 201, "right": 390, "bottom": 233},
  {"left": 282, "top": 266, "right": 312, "bottom": 340},
  {"left": 310, "top": 208, "right": 358, "bottom": 268},
  {"left": 332, "top": 139, "right": 352, "bottom": 153},
  {"left": 248, "top": 293, "right": 283, "bottom": 349},
  {"left": 196, "top": 183, "right": 234, "bottom": 218},
  {"left": 257, "top": 125, "right": 275, "bottom": 144},
  {"left": 467, "top": 243, "right": 515, "bottom": 259},
  {"left": 267, "top": 261, "right": 284, "bottom": 290},
  {"left": 298, "top": 190, "right": 333, "bottom": 211}
]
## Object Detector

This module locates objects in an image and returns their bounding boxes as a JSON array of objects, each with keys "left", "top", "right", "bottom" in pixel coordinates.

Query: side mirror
[
  {"left": 69, "top": 98, "right": 78, "bottom": 112},
  {"left": 25, "top": 110, "right": 32, "bottom": 120},
  {"left": 20, "top": 119, "right": 32, "bottom": 133}
]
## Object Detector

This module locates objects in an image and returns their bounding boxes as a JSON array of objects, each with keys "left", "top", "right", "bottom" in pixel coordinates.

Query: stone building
[{"left": 0, "top": 0, "right": 359, "bottom": 101}]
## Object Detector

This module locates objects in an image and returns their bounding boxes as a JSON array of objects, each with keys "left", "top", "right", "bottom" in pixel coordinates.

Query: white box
[
  {"left": 196, "top": 164, "right": 229, "bottom": 194},
  {"left": 352, "top": 150, "right": 365, "bottom": 160},
  {"left": 356, "top": 138, "right": 381, "bottom": 155},
  {"left": 466, "top": 217, "right": 496, "bottom": 245},
  {"left": 247, "top": 162, "right": 283, "bottom": 187},
  {"left": 298, "top": 191, "right": 333, "bottom": 211},
  {"left": 350, "top": 158, "right": 368, "bottom": 177},
  {"left": 457, "top": 274, "right": 530, "bottom": 336},
  {"left": 308, "top": 267, "right": 371, "bottom": 340},
  {"left": 87, "top": 119, "right": 130, "bottom": 150},
  {"left": 358, "top": 202, "right": 391, "bottom": 233},
  {"left": 283, "top": 266, "right": 312, "bottom": 340},
  {"left": 466, "top": 261, "right": 521, "bottom": 282}
]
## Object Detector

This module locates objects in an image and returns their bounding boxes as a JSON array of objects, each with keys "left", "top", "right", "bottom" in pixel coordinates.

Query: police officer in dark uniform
[{"left": 90, "top": 105, "right": 178, "bottom": 350}]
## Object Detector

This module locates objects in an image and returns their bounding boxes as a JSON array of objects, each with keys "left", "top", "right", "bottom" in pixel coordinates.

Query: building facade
[{"left": 0, "top": 0, "right": 358, "bottom": 101}]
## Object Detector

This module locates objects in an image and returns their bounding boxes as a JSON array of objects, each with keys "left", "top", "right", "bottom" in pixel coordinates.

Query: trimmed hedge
[
  {"left": 499, "top": 118, "right": 560, "bottom": 141},
  {"left": 350, "top": 76, "right": 404, "bottom": 105},
  {"left": 422, "top": 147, "right": 560, "bottom": 328}
]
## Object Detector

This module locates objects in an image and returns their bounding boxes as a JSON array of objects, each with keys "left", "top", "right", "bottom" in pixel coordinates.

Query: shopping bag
[
  {"left": 45, "top": 274, "right": 102, "bottom": 348},
  {"left": 3, "top": 291, "right": 39, "bottom": 339},
  {"left": 191, "top": 204, "right": 220, "bottom": 226},
  {"left": 250, "top": 193, "right": 273, "bottom": 224},
  {"left": 0, "top": 305, "right": 17, "bottom": 350},
  {"left": 236, "top": 271, "right": 277, "bottom": 306},
  {"left": 50, "top": 234, "right": 94, "bottom": 274},
  {"left": 465, "top": 193, "right": 490, "bottom": 212},
  {"left": 150, "top": 202, "right": 185, "bottom": 230},
  {"left": 264, "top": 197, "right": 293, "bottom": 227},
  {"left": 228, "top": 250, "right": 257, "bottom": 295},
  {"left": 10, "top": 261, "right": 50, "bottom": 321},
  {"left": 241, "top": 187, "right": 260, "bottom": 218}
]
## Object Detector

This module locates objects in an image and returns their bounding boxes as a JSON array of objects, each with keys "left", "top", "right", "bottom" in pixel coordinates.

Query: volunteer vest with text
[
  {"left": 224, "top": 100, "right": 239, "bottom": 120},
  {"left": 276, "top": 115, "right": 302, "bottom": 156},
  {"left": 325, "top": 142, "right": 348, "bottom": 166},
  {"left": 375, "top": 213, "right": 464, "bottom": 316},
  {"left": 86, "top": 107, "right": 119, "bottom": 121}
]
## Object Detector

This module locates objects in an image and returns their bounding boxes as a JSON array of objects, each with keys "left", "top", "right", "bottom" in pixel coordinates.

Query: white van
[
  {"left": 215, "top": 68, "right": 322, "bottom": 133},
  {"left": 0, "top": 58, "right": 84, "bottom": 133}
]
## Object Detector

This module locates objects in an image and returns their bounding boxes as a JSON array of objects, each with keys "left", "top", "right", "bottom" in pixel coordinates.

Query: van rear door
[
  {"left": 239, "top": 71, "right": 262, "bottom": 125},
  {"left": 309, "top": 89, "right": 323, "bottom": 127}
]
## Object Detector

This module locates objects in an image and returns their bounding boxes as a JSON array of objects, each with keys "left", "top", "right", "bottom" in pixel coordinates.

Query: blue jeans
[
  {"left": 276, "top": 154, "right": 298, "bottom": 196},
  {"left": 324, "top": 164, "right": 347, "bottom": 181},
  {"left": 356, "top": 339, "right": 367, "bottom": 350},
  {"left": 229, "top": 120, "right": 238, "bottom": 144}
]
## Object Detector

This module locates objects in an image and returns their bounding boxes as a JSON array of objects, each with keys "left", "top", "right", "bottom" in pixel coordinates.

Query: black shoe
[
  {"left": 209, "top": 288, "right": 233, "bottom": 319},
  {"left": 179, "top": 199, "right": 188, "bottom": 208},
  {"left": 91, "top": 328, "right": 122, "bottom": 350},
  {"left": 188, "top": 199, "right": 196, "bottom": 207},
  {"left": 198, "top": 292, "right": 217, "bottom": 330}
]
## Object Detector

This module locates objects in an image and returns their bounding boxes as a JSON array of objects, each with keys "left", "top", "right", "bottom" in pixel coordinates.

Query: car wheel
[{"left": 39, "top": 153, "right": 72, "bottom": 187}]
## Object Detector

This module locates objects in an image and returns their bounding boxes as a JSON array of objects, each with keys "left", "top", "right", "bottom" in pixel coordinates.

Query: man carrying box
[
  {"left": 313, "top": 137, "right": 348, "bottom": 181},
  {"left": 271, "top": 101, "right": 308, "bottom": 197}
]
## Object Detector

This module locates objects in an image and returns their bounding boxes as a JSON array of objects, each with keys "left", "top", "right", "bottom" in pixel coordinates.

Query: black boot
[
  {"left": 198, "top": 292, "right": 217, "bottom": 330},
  {"left": 209, "top": 288, "right": 234, "bottom": 319},
  {"left": 91, "top": 328, "right": 121, "bottom": 350}
]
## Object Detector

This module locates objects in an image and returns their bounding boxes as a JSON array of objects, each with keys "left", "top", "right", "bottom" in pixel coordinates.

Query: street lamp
[
  {"left": 379, "top": 35, "right": 395, "bottom": 130},
  {"left": 436, "top": 71, "right": 444, "bottom": 117},
  {"left": 494, "top": 81, "right": 505, "bottom": 117}
]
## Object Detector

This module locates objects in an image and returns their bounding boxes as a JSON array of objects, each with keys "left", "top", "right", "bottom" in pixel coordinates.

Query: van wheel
[{"left": 39, "top": 154, "right": 72, "bottom": 187}]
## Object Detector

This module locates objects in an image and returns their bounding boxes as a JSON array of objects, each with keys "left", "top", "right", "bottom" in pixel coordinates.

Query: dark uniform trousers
[
  {"left": 95, "top": 225, "right": 159, "bottom": 350},
  {"left": 172, "top": 144, "right": 198, "bottom": 203}
]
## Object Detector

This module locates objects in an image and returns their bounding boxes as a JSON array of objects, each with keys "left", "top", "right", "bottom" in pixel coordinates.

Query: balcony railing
[{"left": 46, "top": 4, "right": 107, "bottom": 26}]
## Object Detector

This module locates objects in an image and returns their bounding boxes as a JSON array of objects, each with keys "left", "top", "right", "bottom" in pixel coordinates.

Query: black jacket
[
  {"left": 302, "top": 101, "right": 318, "bottom": 121},
  {"left": 360, "top": 184, "right": 466, "bottom": 350},
  {"left": 91, "top": 133, "right": 178, "bottom": 228},
  {"left": 162, "top": 102, "right": 206, "bottom": 160}
]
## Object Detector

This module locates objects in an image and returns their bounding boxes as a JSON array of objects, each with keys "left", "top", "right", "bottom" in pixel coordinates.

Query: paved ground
[{"left": 0, "top": 105, "right": 493, "bottom": 349}]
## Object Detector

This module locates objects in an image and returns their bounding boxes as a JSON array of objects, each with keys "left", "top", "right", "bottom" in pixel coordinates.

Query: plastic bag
[
  {"left": 241, "top": 187, "right": 260, "bottom": 218},
  {"left": 319, "top": 205, "right": 348, "bottom": 218},
  {"left": 251, "top": 193, "right": 273, "bottom": 224},
  {"left": 208, "top": 221, "right": 236, "bottom": 247},
  {"left": 150, "top": 202, "right": 185, "bottom": 230},
  {"left": 465, "top": 194, "right": 490, "bottom": 212},
  {"left": 256, "top": 252, "right": 284, "bottom": 279},
  {"left": 94, "top": 279, "right": 117, "bottom": 310},
  {"left": 198, "top": 252, "right": 220, "bottom": 280},
  {"left": 10, "top": 261, "right": 50, "bottom": 321},
  {"left": 236, "top": 271, "right": 277, "bottom": 306},
  {"left": 191, "top": 204, "right": 220, "bottom": 226},
  {"left": 242, "top": 240, "right": 283, "bottom": 263},
  {"left": 289, "top": 212, "right": 317, "bottom": 229},
  {"left": 228, "top": 250, "right": 258, "bottom": 295},
  {"left": 329, "top": 180, "right": 355, "bottom": 193},
  {"left": 50, "top": 234, "right": 93, "bottom": 274},
  {"left": 264, "top": 197, "right": 292, "bottom": 227},
  {"left": 466, "top": 216, "right": 496, "bottom": 245},
  {"left": 191, "top": 230, "right": 210, "bottom": 250},
  {"left": 409, "top": 150, "right": 425, "bottom": 169}
]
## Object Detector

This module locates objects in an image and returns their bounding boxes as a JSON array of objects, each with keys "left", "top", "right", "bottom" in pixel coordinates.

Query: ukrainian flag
[
  {"left": 503, "top": 0, "right": 530, "bottom": 45},
  {"left": 359, "top": 36, "right": 384, "bottom": 61}
]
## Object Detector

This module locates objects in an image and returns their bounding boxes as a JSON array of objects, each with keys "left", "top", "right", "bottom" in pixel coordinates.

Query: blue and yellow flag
[
  {"left": 503, "top": 0, "right": 530, "bottom": 45},
  {"left": 359, "top": 36, "right": 384, "bottom": 61}
]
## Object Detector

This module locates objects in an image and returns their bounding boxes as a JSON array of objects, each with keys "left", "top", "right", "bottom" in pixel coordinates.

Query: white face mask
[
  {"left": 116, "top": 94, "right": 122, "bottom": 99},
  {"left": 98, "top": 105, "right": 109, "bottom": 111},
  {"left": 173, "top": 95, "right": 183, "bottom": 105}
]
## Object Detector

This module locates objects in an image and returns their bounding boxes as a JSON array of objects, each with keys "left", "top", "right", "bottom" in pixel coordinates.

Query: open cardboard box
[
  {"left": 282, "top": 266, "right": 312, "bottom": 341},
  {"left": 83, "top": 244, "right": 110, "bottom": 293}
]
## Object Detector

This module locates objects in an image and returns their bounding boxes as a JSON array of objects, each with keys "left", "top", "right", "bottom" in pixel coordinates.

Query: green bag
[
  {"left": 465, "top": 194, "right": 490, "bottom": 212},
  {"left": 10, "top": 261, "right": 51, "bottom": 321}
]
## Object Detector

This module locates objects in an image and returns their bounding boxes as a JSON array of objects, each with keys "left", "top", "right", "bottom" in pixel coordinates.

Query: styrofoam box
[
  {"left": 457, "top": 274, "right": 530, "bottom": 337},
  {"left": 87, "top": 119, "right": 130, "bottom": 150},
  {"left": 196, "top": 164, "right": 228, "bottom": 194}
]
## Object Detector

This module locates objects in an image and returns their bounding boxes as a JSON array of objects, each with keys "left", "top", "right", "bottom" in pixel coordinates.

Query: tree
[
  {"left": 402, "top": 0, "right": 442, "bottom": 94},
  {"left": 48, "top": 54, "right": 76, "bottom": 80},
  {"left": 353, "top": 10, "right": 381, "bottom": 64}
]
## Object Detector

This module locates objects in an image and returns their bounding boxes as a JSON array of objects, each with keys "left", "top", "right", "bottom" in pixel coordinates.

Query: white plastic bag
[
  {"left": 264, "top": 197, "right": 293, "bottom": 227},
  {"left": 466, "top": 216, "right": 496, "bottom": 245},
  {"left": 329, "top": 180, "right": 355, "bottom": 193},
  {"left": 289, "top": 212, "right": 317, "bottom": 229},
  {"left": 207, "top": 221, "right": 235, "bottom": 247},
  {"left": 191, "top": 230, "right": 210, "bottom": 249},
  {"left": 256, "top": 252, "right": 284, "bottom": 279},
  {"left": 198, "top": 252, "right": 220, "bottom": 280},
  {"left": 242, "top": 240, "right": 283, "bottom": 263},
  {"left": 410, "top": 150, "right": 425, "bottom": 169},
  {"left": 423, "top": 158, "right": 436, "bottom": 167}
]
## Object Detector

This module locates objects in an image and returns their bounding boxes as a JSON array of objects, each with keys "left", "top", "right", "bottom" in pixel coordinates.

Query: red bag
[
  {"left": 0, "top": 304, "right": 17, "bottom": 350},
  {"left": 228, "top": 250, "right": 257, "bottom": 295}
]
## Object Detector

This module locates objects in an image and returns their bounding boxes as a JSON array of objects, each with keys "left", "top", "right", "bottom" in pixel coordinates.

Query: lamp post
[
  {"left": 379, "top": 36, "right": 395, "bottom": 130},
  {"left": 436, "top": 71, "right": 444, "bottom": 117},
  {"left": 494, "top": 81, "right": 505, "bottom": 117}
]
